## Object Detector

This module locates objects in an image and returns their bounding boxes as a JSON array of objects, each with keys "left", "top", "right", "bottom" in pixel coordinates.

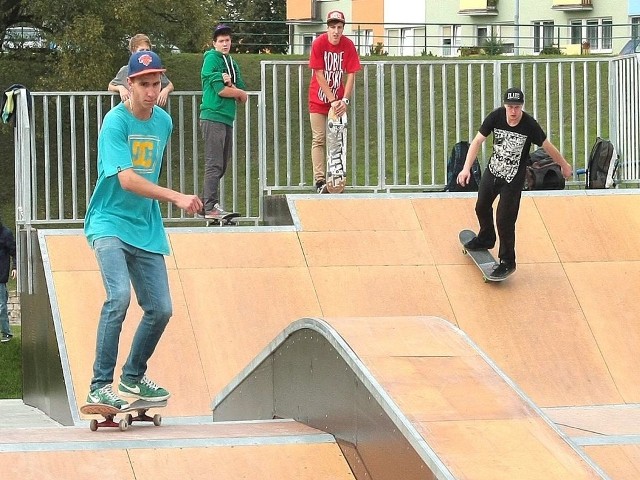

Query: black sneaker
[
  {"left": 315, "top": 179, "right": 326, "bottom": 194},
  {"left": 1, "top": 333, "right": 12, "bottom": 343},
  {"left": 490, "top": 262, "right": 516, "bottom": 279},
  {"left": 464, "top": 237, "right": 494, "bottom": 251}
]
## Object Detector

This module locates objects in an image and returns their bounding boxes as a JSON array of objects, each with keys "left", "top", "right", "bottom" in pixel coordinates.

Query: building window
[
  {"left": 303, "top": 36, "right": 313, "bottom": 55},
  {"left": 353, "top": 29, "right": 373, "bottom": 56},
  {"left": 633, "top": 17, "right": 640, "bottom": 40},
  {"left": 602, "top": 19, "right": 612, "bottom": 50},
  {"left": 570, "top": 18, "right": 612, "bottom": 52},
  {"left": 442, "top": 25, "right": 459, "bottom": 57},
  {"left": 477, "top": 27, "right": 488, "bottom": 46},
  {"left": 533, "top": 21, "right": 554, "bottom": 53},
  {"left": 586, "top": 20, "right": 598, "bottom": 48},
  {"left": 570, "top": 20, "right": 582, "bottom": 44}
]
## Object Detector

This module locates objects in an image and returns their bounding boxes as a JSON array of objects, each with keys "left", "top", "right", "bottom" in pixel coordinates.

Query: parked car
[
  {"left": 620, "top": 38, "right": 640, "bottom": 55},
  {"left": 2, "top": 26, "right": 52, "bottom": 51}
]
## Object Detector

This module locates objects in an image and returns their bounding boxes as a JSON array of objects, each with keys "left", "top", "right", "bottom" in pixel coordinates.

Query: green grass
[{"left": 0, "top": 326, "right": 22, "bottom": 399}]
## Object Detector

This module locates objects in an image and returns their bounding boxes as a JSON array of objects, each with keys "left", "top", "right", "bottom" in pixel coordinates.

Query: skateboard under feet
[
  {"left": 204, "top": 212, "right": 240, "bottom": 226},
  {"left": 459, "top": 229, "right": 510, "bottom": 283},
  {"left": 80, "top": 399, "right": 167, "bottom": 431}
]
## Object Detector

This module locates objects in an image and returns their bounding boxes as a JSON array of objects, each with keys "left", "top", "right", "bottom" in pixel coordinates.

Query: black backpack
[
  {"left": 586, "top": 137, "right": 619, "bottom": 189},
  {"left": 524, "top": 147, "right": 565, "bottom": 191},
  {"left": 444, "top": 141, "right": 481, "bottom": 192}
]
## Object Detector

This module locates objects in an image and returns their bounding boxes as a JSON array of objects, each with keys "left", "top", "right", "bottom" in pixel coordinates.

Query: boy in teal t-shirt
[{"left": 84, "top": 51, "right": 202, "bottom": 410}]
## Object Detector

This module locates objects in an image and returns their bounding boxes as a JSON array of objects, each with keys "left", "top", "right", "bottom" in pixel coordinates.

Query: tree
[
  {"left": 22, "top": 0, "right": 224, "bottom": 90},
  {"left": 216, "top": 0, "right": 288, "bottom": 54}
]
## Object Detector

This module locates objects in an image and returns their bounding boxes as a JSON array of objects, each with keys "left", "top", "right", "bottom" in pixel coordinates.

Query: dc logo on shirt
[{"left": 129, "top": 135, "right": 161, "bottom": 173}]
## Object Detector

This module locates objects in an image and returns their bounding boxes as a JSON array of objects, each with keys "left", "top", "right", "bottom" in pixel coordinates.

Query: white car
[{"left": 2, "top": 26, "right": 50, "bottom": 51}]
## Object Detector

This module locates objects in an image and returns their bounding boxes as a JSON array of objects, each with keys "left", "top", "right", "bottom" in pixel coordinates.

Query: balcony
[
  {"left": 458, "top": 0, "right": 498, "bottom": 16},
  {"left": 552, "top": 0, "right": 593, "bottom": 11}
]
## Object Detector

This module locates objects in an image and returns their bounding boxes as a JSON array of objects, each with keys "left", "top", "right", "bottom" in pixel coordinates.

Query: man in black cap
[
  {"left": 457, "top": 87, "right": 572, "bottom": 279},
  {"left": 0, "top": 217, "right": 16, "bottom": 342}
]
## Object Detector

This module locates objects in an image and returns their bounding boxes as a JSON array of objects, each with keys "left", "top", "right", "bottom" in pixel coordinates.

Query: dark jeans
[
  {"left": 474, "top": 169, "right": 523, "bottom": 266},
  {"left": 200, "top": 120, "right": 233, "bottom": 213}
]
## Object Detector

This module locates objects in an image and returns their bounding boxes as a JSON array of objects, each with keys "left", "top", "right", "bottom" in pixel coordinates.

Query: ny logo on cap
[{"left": 137, "top": 54, "right": 154, "bottom": 67}]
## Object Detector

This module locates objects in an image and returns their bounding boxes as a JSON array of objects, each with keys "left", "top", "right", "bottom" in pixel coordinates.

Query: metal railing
[
  {"left": 17, "top": 90, "right": 264, "bottom": 226},
  {"left": 260, "top": 56, "right": 630, "bottom": 192},
  {"left": 13, "top": 55, "right": 640, "bottom": 223},
  {"left": 12, "top": 54, "right": 640, "bottom": 293}
]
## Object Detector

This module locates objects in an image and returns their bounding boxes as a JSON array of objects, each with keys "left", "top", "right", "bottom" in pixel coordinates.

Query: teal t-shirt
[{"left": 84, "top": 102, "right": 173, "bottom": 254}]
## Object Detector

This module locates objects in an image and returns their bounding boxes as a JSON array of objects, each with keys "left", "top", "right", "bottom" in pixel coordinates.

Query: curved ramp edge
[{"left": 212, "top": 316, "right": 609, "bottom": 480}]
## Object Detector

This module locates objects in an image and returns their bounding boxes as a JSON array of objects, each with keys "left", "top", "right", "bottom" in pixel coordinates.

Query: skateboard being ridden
[
  {"left": 322, "top": 106, "right": 347, "bottom": 193},
  {"left": 80, "top": 398, "right": 167, "bottom": 431},
  {"left": 205, "top": 211, "right": 240, "bottom": 226},
  {"left": 459, "top": 230, "right": 513, "bottom": 282}
]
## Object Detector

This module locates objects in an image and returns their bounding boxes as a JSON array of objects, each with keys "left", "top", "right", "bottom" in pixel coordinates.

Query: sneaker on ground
[
  {"left": 86, "top": 385, "right": 130, "bottom": 410},
  {"left": 464, "top": 237, "right": 495, "bottom": 251},
  {"left": 1, "top": 333, "right": 12, "bottom": 343},
  {"left": 204, "top": 203, "right": 231, "bottom": 219},
  {"left": 315, "top": 179, "right": 326, "bottom": 194},
  {"left": 491, "top": 262, "right": 516, "bottom": 279},
  {"left": 119, "top": 375, "right": 171, "bottom": 401}
]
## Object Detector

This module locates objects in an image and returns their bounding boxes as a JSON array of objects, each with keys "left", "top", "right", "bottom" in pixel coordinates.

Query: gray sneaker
[
  {"left": 118, "top": 375, "right": 171, "bottom": 401},
  {"left": 204, "top": 203, "right": 231, "bottom": 219},
  {"left": 87, "top": 385, "right": 130, "bottom": 410}
]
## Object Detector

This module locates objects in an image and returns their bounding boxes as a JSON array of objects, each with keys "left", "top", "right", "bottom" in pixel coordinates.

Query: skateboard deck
[
  {"left": 80, "top": 398, "right": 167, "bottom": 431},
  {"left": 459, "top": 229, "right": 508, "bottom": 283},
  {"left": 325, "top": 107, "right": 347, "bottom": 193},
  {"left": 205, "top": 212, "right": 240, "bottom": 226}
]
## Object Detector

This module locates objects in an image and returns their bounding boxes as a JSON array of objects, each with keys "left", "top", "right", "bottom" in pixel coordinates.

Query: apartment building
[{"left": 286, "top": 0, "right": 639, "bottom": 56}]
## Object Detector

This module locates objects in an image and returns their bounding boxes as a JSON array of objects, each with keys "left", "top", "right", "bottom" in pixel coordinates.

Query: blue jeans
[
  {"left": 90, "top": 237, "right": 172, "bottom": 391},
  {"left": 0, "top": 283, "right": 11, "bottom": 336}
]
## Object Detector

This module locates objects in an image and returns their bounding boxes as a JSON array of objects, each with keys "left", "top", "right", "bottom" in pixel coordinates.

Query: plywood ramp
[
  {"left": 44, "top": 230, "right": 321, "bottom": 418},
  {"left": 327, "top": 316, "right": 605, "bottom": 479},
  {"left": 35, "top": 192, "right": 640, "bottom": 479},
  {"left": 213, "top": 316, "right": 605, "bottom": 479},
  {"left": 2, "top": 420, "right": 353, "bottom": 480}
]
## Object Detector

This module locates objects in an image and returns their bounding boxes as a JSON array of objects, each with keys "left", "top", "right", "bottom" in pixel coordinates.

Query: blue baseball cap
[
  {"left": 128, "top": 50, "right": 165, "bottom": 79},
  {"left": 213, "top": 24, "right": 232, "bottom": 40}
]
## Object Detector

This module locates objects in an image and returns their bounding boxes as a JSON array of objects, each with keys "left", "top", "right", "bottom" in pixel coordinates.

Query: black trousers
[{"left": 474, "top": 169, "right": 523, "bottom": 266}]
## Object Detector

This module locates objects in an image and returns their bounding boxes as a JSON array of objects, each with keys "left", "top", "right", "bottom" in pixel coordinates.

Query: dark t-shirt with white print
[{"left": 479, "top": 107, "right": 546, "bottom": 184}]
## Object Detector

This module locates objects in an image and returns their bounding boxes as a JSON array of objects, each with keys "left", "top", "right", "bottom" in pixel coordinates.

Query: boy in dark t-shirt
[{"left": 457, "top": 87, "right": 572, "bottom": 279}]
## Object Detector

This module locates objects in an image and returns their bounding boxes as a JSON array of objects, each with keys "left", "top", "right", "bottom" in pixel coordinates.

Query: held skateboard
[
  {"left": 80, "top": 399, "right": 167, "bottom": 431},
  {"left": 205, "top": 212, "right": 240, "bottom": 226},
  {"left": 459, "top": 229, "right": 509, "bottom": 283},
  {"left": 325, "top": 107, "right": 347, "bottom": 193}
]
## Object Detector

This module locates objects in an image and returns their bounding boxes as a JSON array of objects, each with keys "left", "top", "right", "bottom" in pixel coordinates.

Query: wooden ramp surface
[
  {"left": 39, "top": 192, "right": 640, "bottom": 479},
  {"left": 2, "top": 420, "right": 353, "bottom": 480}
]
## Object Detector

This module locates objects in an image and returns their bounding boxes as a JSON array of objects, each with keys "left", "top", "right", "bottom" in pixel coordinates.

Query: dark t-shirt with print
[{"left": 479, "top": 107, "right": 546, "bottom": 184}]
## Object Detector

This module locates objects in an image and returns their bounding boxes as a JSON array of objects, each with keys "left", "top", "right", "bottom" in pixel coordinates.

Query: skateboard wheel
[
  {"left": 125, "top": 413, "right": 133, "bottom": 425},
  {"left": 119, "top": 419, "right": 129, "bottom": 431},
  {"left": 89, "top": 419, "right": 98, "bottom": 431},
  {"left": 153, "top": 414, "right": 162, "bottom": 426}
]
